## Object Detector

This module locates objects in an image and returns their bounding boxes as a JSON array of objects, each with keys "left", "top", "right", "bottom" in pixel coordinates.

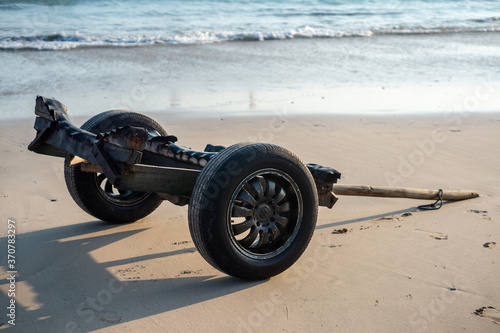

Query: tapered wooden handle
[{"left": 332, "top": 185, "right": 479, "bottom": 201}]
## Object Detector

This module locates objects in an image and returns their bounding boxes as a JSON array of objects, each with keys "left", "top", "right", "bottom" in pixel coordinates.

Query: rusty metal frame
[{"left": 29, "top": 96, "right": 341, "bottom": 206}]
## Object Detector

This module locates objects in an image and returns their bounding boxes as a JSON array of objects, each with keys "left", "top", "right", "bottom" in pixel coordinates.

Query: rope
[{"left": 418, "top": 189, "right": 443, "bottom": 210}]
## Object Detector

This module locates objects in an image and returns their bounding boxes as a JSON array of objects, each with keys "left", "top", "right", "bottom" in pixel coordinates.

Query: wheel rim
[
  {"left": 227, "top": 168, "right": 303, "bottom": 259},
  {"left": 89, "top": 126, "right": 162, "bottom": 208},
  {"left": 94, "top": 173, "right": 150, "bottom": 206}
]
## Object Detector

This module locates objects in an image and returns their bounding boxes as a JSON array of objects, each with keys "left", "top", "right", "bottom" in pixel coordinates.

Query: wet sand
[{"left": 1, "top": 33, "right": 500, "bottom": 120}]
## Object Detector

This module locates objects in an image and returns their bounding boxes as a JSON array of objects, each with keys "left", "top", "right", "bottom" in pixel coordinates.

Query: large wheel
[
  {"left": 64, "top": 110, "right": 167, "bottom": 223},
  {"left": 188, "top": 143, "right": 318, "bottom": 280}
]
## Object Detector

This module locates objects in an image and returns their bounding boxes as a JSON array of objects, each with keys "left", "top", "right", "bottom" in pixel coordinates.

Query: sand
[{"left": 0, "top": 110, "right": 499, "bottom": 332}]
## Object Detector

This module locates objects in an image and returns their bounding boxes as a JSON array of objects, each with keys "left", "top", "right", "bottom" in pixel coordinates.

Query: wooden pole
[{"left": 331, "top": 185, "right": 479, "bottom": 201}]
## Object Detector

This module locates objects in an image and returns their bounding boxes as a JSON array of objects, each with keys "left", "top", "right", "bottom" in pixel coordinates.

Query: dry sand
[{"left": 0, "top": 111, "right": 499, "bottom": 332}]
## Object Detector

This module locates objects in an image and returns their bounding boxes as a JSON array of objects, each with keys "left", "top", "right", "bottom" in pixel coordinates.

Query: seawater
[
  {"left": 0, "top": 0, "right": 499, "bottom": 50},
  {"left": 1, "top": 0, "right": 499, "bottom": 119}
]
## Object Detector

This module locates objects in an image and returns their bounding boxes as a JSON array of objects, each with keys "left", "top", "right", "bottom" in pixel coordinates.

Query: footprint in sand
[
  {"left": 473, "top": 307, "right": 500, "bottom": 325},
  {"left": 468, "top": 210, "right": 492, "bottom": 222},
  {"left": 483, "top": 242, "right": 498, "bottom": 249},
  {"left": 413, "top": 229, "right": 448, "bottom": 240},
  {"left": 373, "top": 212, "right": 412, "bottom": 223},
  {"left": 469, "top": 210, "right": 487, "bottom": 214},
  {"left": 374, "top": 216, "right": 399, "bottom": 222}
]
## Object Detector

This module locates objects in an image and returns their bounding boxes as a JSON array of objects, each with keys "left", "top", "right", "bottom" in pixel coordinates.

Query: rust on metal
[{"left": 28, "top": 96, "right": 344, "bottom": 202}]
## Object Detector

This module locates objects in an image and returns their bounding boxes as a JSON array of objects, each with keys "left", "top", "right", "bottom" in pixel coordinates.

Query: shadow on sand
[
  {"left": 0, "top": 221, "right": 263, "bottom": 332},
  {"left": 0, "top": 202, "right": 444, "bottom": 331}
]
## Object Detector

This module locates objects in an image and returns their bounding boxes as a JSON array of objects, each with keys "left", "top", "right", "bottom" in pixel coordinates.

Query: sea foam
[{"left": 1, "top": 25, "right": 499, "bottom": 51}]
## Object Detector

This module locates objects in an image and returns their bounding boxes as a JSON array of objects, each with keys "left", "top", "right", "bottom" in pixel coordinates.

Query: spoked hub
[
  {"left": 94, "top": 173, "right": 149, "bottom": 206},
  {"left": 228, "top": 169, "right": 303, "bottom": 259},
  {"left": 189, "top": 143, "right": 318, "bottom": 280}
]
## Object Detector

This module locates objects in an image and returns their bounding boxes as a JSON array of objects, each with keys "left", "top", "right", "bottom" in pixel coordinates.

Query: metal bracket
[{"left": 91, "top": 141, "right": 122, "bottom": 186}]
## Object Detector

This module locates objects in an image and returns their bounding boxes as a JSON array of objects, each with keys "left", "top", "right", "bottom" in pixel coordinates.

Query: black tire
[
  {"left": 64, "top": 110, "right": 167, "bottom": 223},
  {"left": 188, "top": 143, "right": 318, "bottom": 280}
]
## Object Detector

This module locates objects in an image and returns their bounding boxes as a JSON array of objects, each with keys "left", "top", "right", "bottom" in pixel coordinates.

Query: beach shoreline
[{"left": 1, "top": 32, "right": 500, "bottom": 120}]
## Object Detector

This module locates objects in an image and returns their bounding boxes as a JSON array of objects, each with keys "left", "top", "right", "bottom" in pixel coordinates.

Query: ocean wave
[
  {"left": 275, "top": 11, "right": 392, "bottom": 18},
  {"left": 470, "top": 16, "right": 500, "bottom": 23},
  {"left": 1, "top": 25, "right": 499, "bottom": 50}
]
